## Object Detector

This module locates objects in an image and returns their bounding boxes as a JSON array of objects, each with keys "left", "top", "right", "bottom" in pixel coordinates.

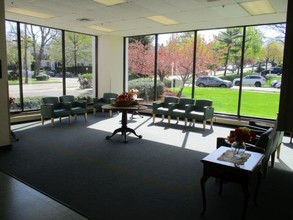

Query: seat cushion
[
  {"left": 71, "top": 106, "right": 87, "bottom": 114},
  {"left": 188, "top": 111, "right": 204, "bottom": 120}
]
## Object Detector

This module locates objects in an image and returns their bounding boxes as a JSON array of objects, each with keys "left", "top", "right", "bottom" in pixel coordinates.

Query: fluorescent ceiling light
[
  {"left": 88, "top": 25, "right": 115, "bottom": 32},
  {"left": 6, "top": 7, "right": 54, "bottom": 19},
  {"left": 146, "top": 15, "right": 179, "bottom": 25},
  {"left": 240, "top": 0, "right": 275, "bottom": 16},
  {"left": 93, "top": 0, "right": 126, "bottom": 6}
]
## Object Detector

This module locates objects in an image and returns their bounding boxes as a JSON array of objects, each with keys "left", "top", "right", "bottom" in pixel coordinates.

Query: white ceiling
[{"left": 4, "top": 0, "right": 288, "bottom": 37}]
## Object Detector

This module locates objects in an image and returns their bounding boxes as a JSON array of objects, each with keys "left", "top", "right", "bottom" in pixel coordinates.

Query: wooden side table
[{"left": 200, "top": 146, "right": 264, "bottom": 220}]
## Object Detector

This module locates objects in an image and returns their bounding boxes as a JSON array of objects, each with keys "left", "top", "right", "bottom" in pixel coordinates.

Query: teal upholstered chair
[
  {"left": 152, "top": 96, "right": 179, "bottom": 123},
  {"left": 93, "top": 93, "right": 118, "bottom": 117},
  {"left": 185, "top": 99, "right": 214, "bottom": 129},
  {"left": 169, "top": 97, "right": 195, "bottom": 125},
  {"left": 59, "top": 95, "right": 88, "bottom": 122},
  {"left": 40, "top": 97, "right": 72, "bottom": 126}
]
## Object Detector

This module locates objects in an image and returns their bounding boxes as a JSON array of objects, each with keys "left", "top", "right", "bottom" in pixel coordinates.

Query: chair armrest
[
  {"left": 185, "top": 104, "right": 193, "bottom": 112},
  {"left": 168, "top": 102, "right": 177, "bottom": 111},
  {"left": 153, "top": 101, "right": 163, "bottom": 109},
  {"left": 245, "top": 143, "right": 265, "bottom": 153},
  {"left": 203, "top": 106, "right": 214, "bottom": 118},
  {"left": 40, "top": 104, "right": 54, "bottom": 116}
]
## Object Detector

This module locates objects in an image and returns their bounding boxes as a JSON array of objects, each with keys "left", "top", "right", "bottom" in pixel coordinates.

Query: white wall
[
  {"left": 0, "top": 0, "right": 12, "bottom": 147},
  {"left": 97, "top": 36, "right": 124, "bottom": 97}
]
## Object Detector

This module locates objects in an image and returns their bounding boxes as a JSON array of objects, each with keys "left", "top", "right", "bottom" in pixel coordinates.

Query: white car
[{"left": 233, "top": 75, "right": 266, "bottom": 87}]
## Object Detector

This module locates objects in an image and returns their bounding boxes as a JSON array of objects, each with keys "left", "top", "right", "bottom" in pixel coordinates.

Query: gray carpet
[{"left": 1, "top": 113, "right": 293, "bottom": 220}]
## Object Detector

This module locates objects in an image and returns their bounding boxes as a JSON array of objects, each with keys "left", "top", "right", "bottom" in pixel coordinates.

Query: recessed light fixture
[
  {"left": 6, "top": 7, "right": 54, "bottom": 19},
  {"left": 88, "top": 25, "right": 114, "bottom": 32},
  {"left": 146, "top": 15, "right": 179, "bottom": 25},
  {"left": 239, "top": 0, "right": 275, "bottom": 16},
  {"left": 93, "top": 0, "right": 126, "bottom": 6}
]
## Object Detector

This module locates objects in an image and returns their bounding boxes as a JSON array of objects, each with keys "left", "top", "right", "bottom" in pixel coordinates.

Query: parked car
[
  {"left": 195, "top": 76, "right": 233, "bottom": 88},
  {"left": 55, "top": 71, "right": 73, "bottom": 78},
  {"left": 233, "top": 75, "right": 266, "bottom": 87},
  {"left": 270, "top": 80, "right": 281, "bottom": 88},
  {"left": 261, "top": 67, "right": 282, "bottom": 76}
]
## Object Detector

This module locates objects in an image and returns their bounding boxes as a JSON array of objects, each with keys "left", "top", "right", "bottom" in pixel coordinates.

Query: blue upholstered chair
[
  {"left": 169, "top": 97, "right": 195, "bottom": 125},
  {"left": 152, "top": 96, "right": 179, "bottom": 123},
  {"left": 185, "top": 99, "right": 214, "bottom": 130},
  {"left": 40, "top": 97, "right": 72, "bottom": 126},
  {"left": 59, "top": 95, "right": 88, "bottom": 122},
  {"left": 93, "top": 93, "right": 118, "bottom": 117}
]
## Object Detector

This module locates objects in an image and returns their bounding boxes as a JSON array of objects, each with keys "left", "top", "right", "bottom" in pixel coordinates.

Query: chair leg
[
  {"left": 277, "top": 143, "right": 281, "bottom": 159},
  {"left": 203, "top": 121, "right": 206, "bottom": 130},
  {"left": 152, "top": 114, "right": 155, "bottom": 123},
  {"left": 185, "top": 118, "right": 187, "bottom": 126},
  {"left": 41, "top": 116, "right": 44, "bottom": 125},
  {"left": 69, "top": 115, "right": 72, "bottom": 124},
  {"left": 168, "top": 115, "right": 170, "bottom": 124},
  {"left": 210, "top": 117, "right": 214, "bottom": 128},
  {"left": 84, "top": 113, "right": 88, "bottom": 122},
  {"left": 51, "top": 117, "right": 54, "bottom": 127},
  {"left": 176, "top": 117, "right": 179, "bottom": 123},
  {"left": 162, "top": 115, "right": 165, "bottom": 120}
]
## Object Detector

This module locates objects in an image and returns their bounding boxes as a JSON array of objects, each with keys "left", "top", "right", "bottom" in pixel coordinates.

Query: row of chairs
[
  {"left": 41, "top": 95, "right": 88, "bottom": 126},
  {"left": 41, "top": 93, "right": 119, "bottom": 126}
]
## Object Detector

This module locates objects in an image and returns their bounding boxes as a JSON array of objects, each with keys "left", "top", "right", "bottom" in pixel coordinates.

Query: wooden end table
[{"left": 200, "top": 146, "right": 264, "bottom": 220}]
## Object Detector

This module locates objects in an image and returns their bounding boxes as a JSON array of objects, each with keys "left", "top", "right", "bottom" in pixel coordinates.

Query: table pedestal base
[{"left": 106, "top": 110, "right": 142, "bottom": 143}]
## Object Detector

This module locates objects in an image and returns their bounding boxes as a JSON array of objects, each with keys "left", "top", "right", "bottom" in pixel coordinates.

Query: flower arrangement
[
  {"left": 227, "top": 127, "right": 256, "bottom": 144},
  {"left": 113, "top": 92, "right": 138, "bottom": 107},
  {"left": 9, "top": 97, "right": 15, "bottom": 107},
  {"left": 129, "top": 89, "right": 139, "bottom": 94}
]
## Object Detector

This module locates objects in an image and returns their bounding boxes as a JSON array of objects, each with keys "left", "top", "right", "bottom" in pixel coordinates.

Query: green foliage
[
  {"left": 81, "top": 73, "right": 92, "bottom": 80},
  {"left": 35, "top": 73, "right": 49, "bottom": 81},
  {"left": 128, "top": 78, "right": 164, "bottom": 99},
  {"left": 163, "top": 78, "right": 172, "bottom": 88}
]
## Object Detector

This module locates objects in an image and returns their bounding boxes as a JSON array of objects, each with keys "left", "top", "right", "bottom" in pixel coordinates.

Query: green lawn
[{"left": 179, "top": 87, "right": 280, "bottom": 119}]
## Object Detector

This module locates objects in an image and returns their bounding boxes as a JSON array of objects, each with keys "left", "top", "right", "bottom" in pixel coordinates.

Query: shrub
[
  {"left": 35, "top": 73, "right": 49, "bottom": 81},
  {"left": 128, "top": 78, "right": 164, "bottom": 100}
]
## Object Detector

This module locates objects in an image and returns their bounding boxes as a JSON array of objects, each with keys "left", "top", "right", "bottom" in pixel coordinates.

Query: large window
[
  {"left": 6, "top": 21, "right": 96, "bottom": 112},
  {"left": 126, "top": 24, "right": 285, "bottom": 119}
]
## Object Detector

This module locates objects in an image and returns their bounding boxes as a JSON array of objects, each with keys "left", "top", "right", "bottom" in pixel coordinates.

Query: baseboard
[{"left": 0, "top": 145, "right": 12, "bottom": 151}]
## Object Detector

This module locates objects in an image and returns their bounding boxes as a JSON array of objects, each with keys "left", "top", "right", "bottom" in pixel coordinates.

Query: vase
[
  {"left": 231, "top": 141, "right": 246, "bottom": 158},
  {"left": 132, "top": 94, "right": 137, "bottom": 99}
]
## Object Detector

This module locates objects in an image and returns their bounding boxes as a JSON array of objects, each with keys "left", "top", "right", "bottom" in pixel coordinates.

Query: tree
[
  {"left": 166, "top": 33, "right": 194, "bottom": 96},
  {"left": 243, "top": 27, "right": 263, "bottom": 69},
  {"left": 27, "top": 25, "right": 58, "bottom": 76},
  {"left": 262, "top": 41, "right": 284, "bottom": 67},
  {"left": 128, "top": 40, "right": 154, "bottom": 77},
  {"left": 216, "top": 28, "right": 243, "bottom": 76}
]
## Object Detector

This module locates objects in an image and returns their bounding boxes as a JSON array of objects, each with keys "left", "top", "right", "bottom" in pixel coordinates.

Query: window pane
[
  {"left": 6, "top": 21, "right": 21, "bottom": 112},
  {"left": 64, "top": 32, "right": 94, "bottom": 100},
  {"left": 158, "top": 32, "right": 194, "bottom": 100},
  {"left": 240, "top": 24, "right": 284, "bottom": 118},
  {"left": 195, "top": 28, "right": 242, "bottom": 115},
  {"left": 127, "top": 35, "right": 155, "bottom": 104},
  {"left": 19, "top": 24, "right": 63, "bottom": 111}
]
